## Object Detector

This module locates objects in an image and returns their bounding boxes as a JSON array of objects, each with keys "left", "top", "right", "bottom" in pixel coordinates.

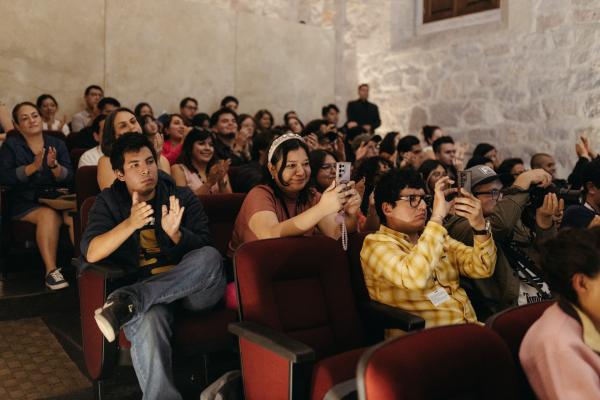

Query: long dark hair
[
  {"left": 267, "top": 138, "right": 311, "bottom": 208},
  {"left": 352, "top": 156, "right": 393, "bottom": 214},
  {"left": 101, "top": 107, "right": 136, "bottom": 156},
  {"left": 177, "top": 128, "right": 216, "bottom": 175},
  {"left": 308, "top": 149, "right": 338, "bottom": 193}
]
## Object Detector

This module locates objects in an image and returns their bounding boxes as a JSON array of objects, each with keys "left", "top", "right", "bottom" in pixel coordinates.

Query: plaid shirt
[{"left": 360, "top": 221, "right": 497, "bottom": 332}]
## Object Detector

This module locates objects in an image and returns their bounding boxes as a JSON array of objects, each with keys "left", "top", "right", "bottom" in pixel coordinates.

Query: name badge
[{"left": 427, "top": 287, "right": 451, "bottom": 307}]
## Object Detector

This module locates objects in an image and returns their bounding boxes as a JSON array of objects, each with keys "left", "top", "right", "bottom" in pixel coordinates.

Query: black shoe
[{"left": 94, "top": 294, "right": 135, "bottom": 342}]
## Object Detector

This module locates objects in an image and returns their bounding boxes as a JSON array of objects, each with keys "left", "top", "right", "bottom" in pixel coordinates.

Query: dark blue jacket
[
  {"left": 80, "top": 172, "right": 212, "bottom": 274},
  {"left": 0, "top": 133, "right": 73, "bottom": 218}
]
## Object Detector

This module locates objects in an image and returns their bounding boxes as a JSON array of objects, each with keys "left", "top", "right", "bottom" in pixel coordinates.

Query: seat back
[
  {"left": 70, "top": 148, "right": 87, "bottom": 169},
  {"left": 198, "top": 193, "right": 245, "bottom": 256},
  {"left": 357, "top": 324, "right": 520, "bottom": 400},
  {"left": 347, "top": 232, "right": 372, "bottom": 305},
  {"left": 75, "top": 166, "right": 100, "bottom": 209},
  {"left": 486, "top": 301, "right": 554, "bottom": 398},
  {"left": 235, "top": 236, "right": 365, "bottom": 358}
]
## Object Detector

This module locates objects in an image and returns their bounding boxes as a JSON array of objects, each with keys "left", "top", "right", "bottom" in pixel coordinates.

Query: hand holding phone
[{"left": 457, "top": 170, "right": 472, "bottom": 196}]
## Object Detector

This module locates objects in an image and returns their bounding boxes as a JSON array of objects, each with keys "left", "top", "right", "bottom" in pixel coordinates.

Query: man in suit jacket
[{"left": 346, "top": 83, "right": 381, "bottom": 133}]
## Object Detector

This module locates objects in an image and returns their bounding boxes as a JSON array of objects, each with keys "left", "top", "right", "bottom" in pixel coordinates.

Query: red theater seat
[
  {"left": 230, "top": 236, "right": 423, "bottom": 400},
  {"left": 357, "top": 324, "right": 520, "bottom": 400},
  {"left": 486, "top": 300, "right": 554, "bottom": 398}
]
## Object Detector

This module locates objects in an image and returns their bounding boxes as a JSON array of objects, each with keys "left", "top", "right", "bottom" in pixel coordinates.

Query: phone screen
[{"left": 458, "top": 170, "right": 472, "bottom": 195}]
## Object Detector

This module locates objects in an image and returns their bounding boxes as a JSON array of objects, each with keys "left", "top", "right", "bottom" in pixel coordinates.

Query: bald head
[{"left": 531, "top": 153, "right": 557, "bottom": 179}]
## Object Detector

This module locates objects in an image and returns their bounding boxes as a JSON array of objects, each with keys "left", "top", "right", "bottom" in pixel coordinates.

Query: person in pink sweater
[{"left": 520, "top": 227, "right": 600, "bottom": 400}]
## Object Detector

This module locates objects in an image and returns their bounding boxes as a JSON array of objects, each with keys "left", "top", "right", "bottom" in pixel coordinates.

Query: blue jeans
[{"left": 112, "top": 246, "right": 226, "bottom": 400}]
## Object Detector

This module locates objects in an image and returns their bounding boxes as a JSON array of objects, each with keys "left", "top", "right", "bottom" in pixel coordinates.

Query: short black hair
[
  {"left": 251, "top": 130, "right": 277, "bottom": 162},
  {"left": 466, "top": 156, "right": 493, "bottom": 170},
  {"left": 210, "top": 107, "right": 238, "bottom": 128},
  {"left": 375, "top": 168, "right": 425, "bottom": 225},
  {"left": 98, "top": 97, "right": 121, "bottom": 112},
  {"left": 531, "top": 153, "right": 553, "bottom": 169},
  {"left": 191, "top": 112, "right": 210, "bottom": 128},
  {"left": 422, "top": 125, "right": 441, "bottom": 144},
  {"left": 91, "top": 114, "right": 107, "bottom": 135},
  {"left": 358, "top": 83, "right": 369, "bottom": 90},
  {"left": 84, "top": 85, "right": 103, "bottom": 96},
  {"left": 321, "top": 104, "right": 339, "bottom": 118},
  {"left": 540, "top": 227, "right": 600, "bottom": 306},
  {"left": 432, "top": 136, "right": 454, "bottom": 154},
  {"left": 582, "top": 158, "right": 600, "bottom": 194},
  {"left": 179, "top": 97, "right": 198, "bottom": 109},
  {"left": 497, "top": 158, "right": 524, "bottom": 187},
  {"left": 397, "top": 135, "right": 420, "bottom": 154},
  {"left": 473, "top": 143, "right": 496, "bottom": 158},
  {"left": 220, "top": 96, "right": 239, "bottom": 108},
  {"left": 379, "top": 132, "right": 400, "bottom": 155},
  {"left": 36, "top": 94, "right": 58, "bottom": 109},
  {"left": 302, "top": 119, "right": 327, "bottom": 136},
  {"left": 110, "top": 132, "right": 157, "bottom": 173}
]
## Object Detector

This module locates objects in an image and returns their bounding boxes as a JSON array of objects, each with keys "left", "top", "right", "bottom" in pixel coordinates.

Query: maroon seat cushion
[
  {"left": 310, "top": 347, "right": 366, "bottom": 400},
  {"left": 198, "top": 193, "right": 245, "bottom": 255},
  {"left": 173, "top": 306, "right": 238, "bottom": 351},
  {"left": 361, "top": 324, "right": 519, "bottom": 400}
]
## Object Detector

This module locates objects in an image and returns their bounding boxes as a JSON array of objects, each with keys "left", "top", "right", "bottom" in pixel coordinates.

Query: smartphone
[
  {"left": 335, "top": 162, "right": 351, "bottom": 187},
  {"left": 458, "top": 170, "right": 472, "bottom": 195}
]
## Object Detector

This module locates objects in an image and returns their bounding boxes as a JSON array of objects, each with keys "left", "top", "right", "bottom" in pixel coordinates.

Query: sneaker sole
[
  {"left": 94, "top": 310, "right": 117, "bottom": 343},
  {"left": 46, "top": 281, "right": 70, "bottom": 290}
]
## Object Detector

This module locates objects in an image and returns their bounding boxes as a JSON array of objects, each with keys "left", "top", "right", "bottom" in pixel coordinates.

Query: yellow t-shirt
[{"left": 139, "top": 227, "right": 175, "bottom": 275}]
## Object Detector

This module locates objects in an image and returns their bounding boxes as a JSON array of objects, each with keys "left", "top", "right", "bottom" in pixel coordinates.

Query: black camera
[
  {"left": 325, "top": 130, "right": 338, "bottom": 142},
  {"left": 529, "top": 183, "right": 583, "bottom": 209}
]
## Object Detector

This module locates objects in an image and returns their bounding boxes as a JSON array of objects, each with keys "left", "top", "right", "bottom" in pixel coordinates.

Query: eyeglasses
[
  {"left": 473, "top": 189, "right": 503, "bottom": 200},
  {"left": 397, "top": 195, "right": 432, "bottom": 208},
  {"left": 320, "top": 163, "right": 336, "bottom": 170}
]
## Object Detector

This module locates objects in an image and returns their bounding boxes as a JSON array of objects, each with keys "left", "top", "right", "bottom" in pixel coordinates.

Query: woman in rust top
[{"left": 228, "top": 133, "right": 361, "bottom": 255}]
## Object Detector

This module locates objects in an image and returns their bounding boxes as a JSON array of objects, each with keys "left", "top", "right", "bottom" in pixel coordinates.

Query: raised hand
[
  {"left": 46, "top": 146, "right": 58, "bottom": 168},
  {"left": 319, "top": 181, "right": 347, "bottom": 215},
  {"left": 582, "top": 136, "right": 597, "bottom": 159},
  {"left": 32, "top": 147, "right": 45, "bottom": 171},
  {"left": 536, "top": 193, "right": 560, "bottom": 229},
  {"left": 430, "top": 176, "right": 456, "bottom": 223},
  {"left": 127, "top": 191, "right": 154, "bottom": 230},
  {"left": 514, "top": 169, "right": 552, "bottom": 190},
  {"left": 305, "top": 133, "right": 319, "bottom": 152},
  {"left": 454, "top": 190, "right": 486, "bottom": 231},
  {"left": 161, "top": 195, "right": 185, "bottom": 241},
  {"left": 342, "top": 181, "right": 362, "bottom": 216}
]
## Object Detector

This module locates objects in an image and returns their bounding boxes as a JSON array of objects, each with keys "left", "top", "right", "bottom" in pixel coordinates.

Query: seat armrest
[
  {"left": 84, "top": 262, "right": 132, "bottom": 279},
  {"left": 229, "top": 321, "right": 315, "bottom": 363},
  {"left": 363, "top": 301, "right": 425, "bottom": 331},
  {"left": 324, "top": 379, "right": 357, "bottom": 400}
]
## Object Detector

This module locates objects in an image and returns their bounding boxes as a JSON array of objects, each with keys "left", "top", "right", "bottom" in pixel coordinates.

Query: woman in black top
[{"left": 0, "top": 102, "right": 73, "bottom": 290}]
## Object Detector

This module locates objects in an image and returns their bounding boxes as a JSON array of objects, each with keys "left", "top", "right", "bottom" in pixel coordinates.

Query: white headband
[{"left": 267, "top": 133, "right": 304, "bottom": 164}]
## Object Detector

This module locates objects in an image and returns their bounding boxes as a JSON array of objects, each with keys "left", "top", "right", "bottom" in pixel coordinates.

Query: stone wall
[
  {"left": 335, "top": 0, "right": 600, "bottom": 176},
  {"left": 0, "top": 0, "right": 335, "bottom": 124}
]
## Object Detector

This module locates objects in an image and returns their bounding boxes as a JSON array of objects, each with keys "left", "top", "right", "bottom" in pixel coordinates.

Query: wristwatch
[{"left": 472, "top": 219, "right": 491, "bottom": 236}]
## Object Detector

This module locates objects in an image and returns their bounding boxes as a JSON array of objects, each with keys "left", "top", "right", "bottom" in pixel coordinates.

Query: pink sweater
[{"left": 519, "top": 303, "right": 600, "bottom": 400}]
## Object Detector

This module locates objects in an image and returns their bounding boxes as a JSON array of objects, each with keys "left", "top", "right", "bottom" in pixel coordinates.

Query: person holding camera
[
  {"left": 562, "top": 158, "right": 600, "bottom": 229},
  {"left": 445, "top": 166, "right": 561, "bottom": 320},
  {"left": 360, "top": 169, "right": 496, "bottom": 334}
]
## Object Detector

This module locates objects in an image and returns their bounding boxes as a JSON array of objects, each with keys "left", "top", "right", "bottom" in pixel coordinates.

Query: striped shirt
[{"left": 360, "top": 221, "right": 496, "bottom": 334}]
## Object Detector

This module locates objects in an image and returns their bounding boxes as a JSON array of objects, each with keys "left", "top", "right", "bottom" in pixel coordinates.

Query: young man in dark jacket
[{"left": 81, "top": 133, "right": 225, "bottom": 400}]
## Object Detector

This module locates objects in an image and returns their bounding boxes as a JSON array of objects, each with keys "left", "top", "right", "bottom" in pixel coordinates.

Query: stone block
[
  {"left": 536, "top": 13, "right": 565, "bottom": 32},
  {"left": 583, "top": 92, "right": 600, "bottom": 118},
  {"left": 408, "top": 106, "right": 427, "bottom": 134},
  {"left": 542, "top": 97, "right": 577, "bottom": 119},
  {"left": 569, "top": 70, "right": 600, "bottom": 92},
  {"left": 574, "top": 8, "right": 600, "bottom": 23},
  {"left": 503, "top": 104, "right": 542, "bottom": 123},
  {"left": 428, "top": 102, "right": 466, "bottom": 128}
]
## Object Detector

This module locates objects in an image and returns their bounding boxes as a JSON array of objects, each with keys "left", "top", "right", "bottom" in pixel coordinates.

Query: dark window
[{"left": 423, "top": 0, "right": 500, "bottom": 23}]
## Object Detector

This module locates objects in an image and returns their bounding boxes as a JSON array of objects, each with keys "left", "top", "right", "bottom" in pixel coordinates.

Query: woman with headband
[{"left": 228, "top": 133, "right": 361, "bottom": 256}]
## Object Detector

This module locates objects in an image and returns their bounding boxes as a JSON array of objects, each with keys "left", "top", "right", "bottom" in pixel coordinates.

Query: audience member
[
  {"left": 520, "top": 227, "right": 600, "bottom": 400},
  {"left": 228, "top": 129, "right": 279, "bottom": 193},
  {"left": 346, "top": 83, "right": 381, "bottom": 133},
  {"left": 84, "top": 133, "right": 225, "bottom": 400},
  {"left": 98, "top": 108, "right": 170, "bottom": 190},
  {"left": 418, "top": 159, "right": 447, "bottom": 195},
  {"left": 472, "top": 143, "right": 500, "bottom": 169},
  {"left": 433, "top": 135, "right": 459, "bottom": 181},
  {"left": 352, "top": 156, "right": 393, "bottom": 232},
  {"left": 562, "top": 159, "right": 600, "bottom": 229},
  {"left": 0, "top": 101, "right": 14, "bottom": 143},
  {"left": 172, "top": 128, "right": 232, "bottom": 195},
  {"left": 211, "top": 107, "right": 241, "bottom": 165},
  {"left": 220, "top": 95, "right": 239, "bottom": 111},
  {"left": 134, "top": 102, "right": 154, "bottom": 119},
  {"left": 179, "top": 97, "right": 198, "bottom": 126},
  {"left": 321, "top": 104, "right": 340, "bottom": 127},
  {"left": 568, "top": 136, "right": 598, "bottom": 189},
  {"left": 78, "top": 114, "right": 106, "bottom": 168},
  {"left": 140, "top": 114, "right": 165, "bottom": 160},
  {"left": 465, "top": 155, "right": 494, "bottom": 170},
  {"left": 231, "top": 114, "right": 255, "bottom": 164},
  {"left": 397, "top": 134, "right": 424, "bottom": 170},
  {"left": 228, "top": 133, "right": 360, "bottom": 256},
  {"left": 162, "top": 114, "right": 186, "bottom": 165},
  {"left": 308, "top": 149, "right": 338, "bottom": 194},
  {"left": 445, "top": 165, "right": 557, "bottom": 319},
  {"left": 72, "top": 85, "right": 103, "bottom": 132},
  {"left": 191, "top": 112, "right": 210, "bottom": 130},
  {"left": 0, "top": 102, "right": 74, "bottom": 289},
  {"left": 360, "top": 168, "right": 496, "bottom": 334},
  {"left": 352, "top": 133, "right": 380, "bottom": 161},
  {"left": 531, "top": 153, "right": 557, "bottom": 180},
  {"left": 98, "top": 97, "right": 121, "bottom": 116},
  {"left": 285, "top": 115, "right": 304, "bottom": 135},
  {"left": 36, "top": 94, "right": 69, "bottom": 135},
  {"left": 421, "top": 124, "right": 443, "bottom": 160},
  {"left": 497, "top": 157, "right": 525, "bottom": 187},
  {"left": 379, "top": 131, "right": 400, "bottom": 166},
  {"left": 254, "top": 109, "right": 274, "bottom": 133}
]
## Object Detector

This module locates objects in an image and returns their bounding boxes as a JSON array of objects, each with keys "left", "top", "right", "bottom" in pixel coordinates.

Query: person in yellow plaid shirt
[{"left": 361, "top": 169, "right": 496, "bottom": 334}]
